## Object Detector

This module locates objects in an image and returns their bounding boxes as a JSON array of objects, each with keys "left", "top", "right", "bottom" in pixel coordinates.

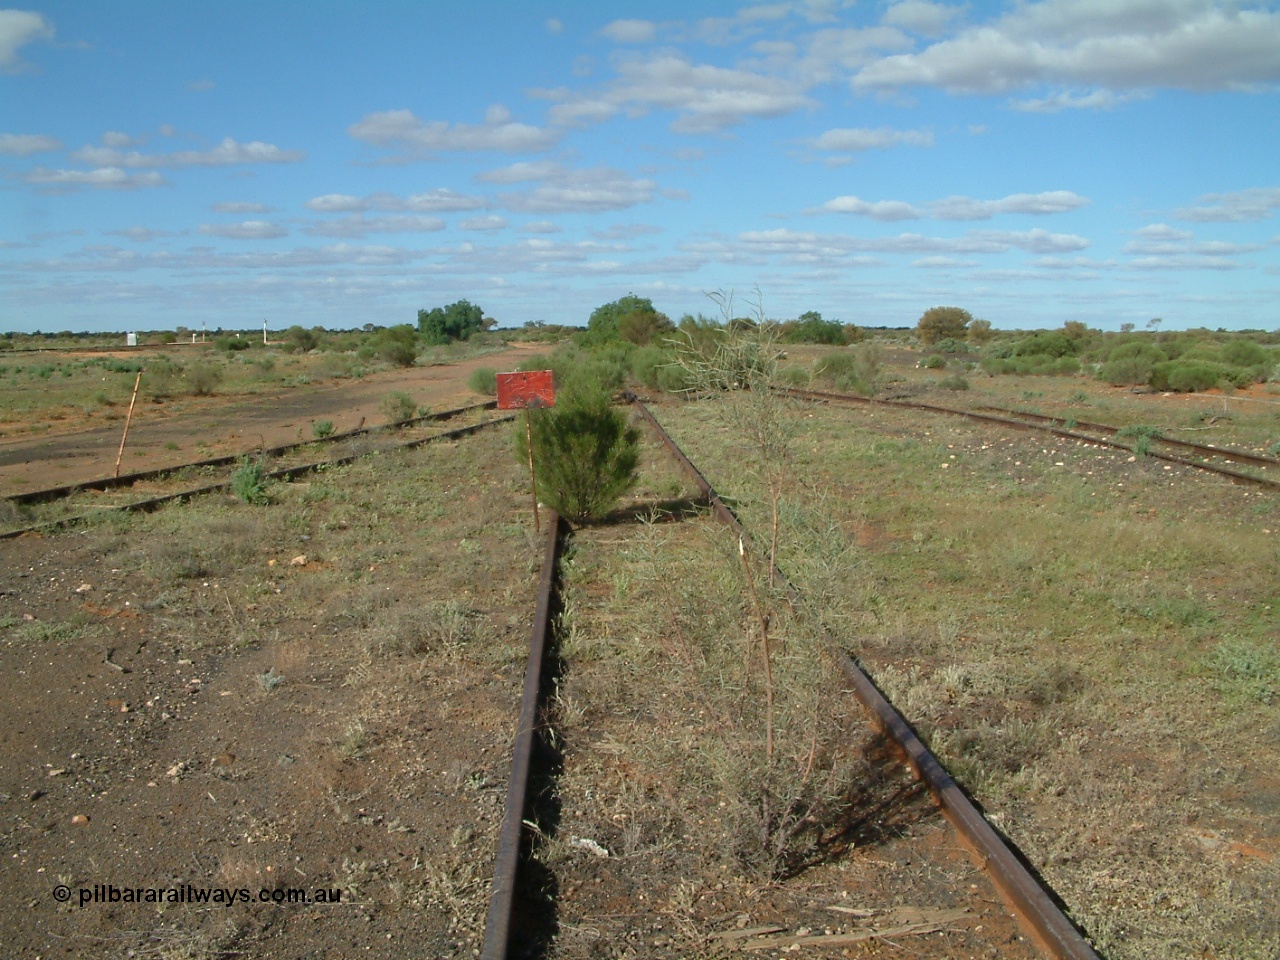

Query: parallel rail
[
  {"left": 4, "top": 400, "right": 498, "bottom": 507},
  {"left": 628, "top": 395, "right": 1102, "bottom": 960},
  {"left": 781, "top": 387, "right": 1280, "bottom": 492},
  {"left": 0, "top": 411, "right": 512, "bottom": 540}
]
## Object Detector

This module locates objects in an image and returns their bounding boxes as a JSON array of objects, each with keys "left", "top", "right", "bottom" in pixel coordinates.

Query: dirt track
[{"left": 0, "top": 344, "right": 549, "bottom": 496}]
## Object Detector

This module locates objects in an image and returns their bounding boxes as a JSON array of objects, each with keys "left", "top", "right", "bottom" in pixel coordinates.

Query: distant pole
[
  {"left": 263, "top": 319, "right": 268, "bottom": 344},
  {"left": 114, "top": 371, "right": 143, "bottom": 478}
]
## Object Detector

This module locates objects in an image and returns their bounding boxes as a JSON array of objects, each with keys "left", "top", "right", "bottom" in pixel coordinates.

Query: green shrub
[
  {"left": 1099, "top": 341, "right": 1167, "bottom": 386},
  {"left": 185, "top": 362, "right": 222, "bottom": 396},
  {"left": 982, "top": 354, "right": 1081, "bottom": 376},
  {"left": 1013, "top": 331, "right": 1077, "bottom": 358},
  {"left": 312, "top": 420, "right": 334, "bottom": 439},
  {"left": 922, "top": 354, "right": 945, "bottom": 369},
  {"left": 231, "top": 459, "right": 270, "bottom": 505},
  {"left": 814, "top": 344, "right": 881, "bottom": 396},
  {"left": 938, "top": 374, "right": 970, "bottom": 391},
  {"left": 369, "top": 325, "right": 418, "bottom": 367},
  {"left": 515, "top": 381, "right": 640, "bottom": 522},
  {"left": 380, "top": 391, "right": 418, "bottom": 424},
  {"left": 628, "top": 345, "right": 671, "bottom": 390},
  {"left": 467, "top": 366, "right": 498, "bottom": 396},
  {"left": 1150, "top": 359, "right": 1251, "bottom": 392}
]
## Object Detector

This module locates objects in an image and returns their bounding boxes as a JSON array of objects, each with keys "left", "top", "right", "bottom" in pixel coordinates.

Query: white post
[{"left": 263, "top": 319, "right": 268, "bottom": 344}]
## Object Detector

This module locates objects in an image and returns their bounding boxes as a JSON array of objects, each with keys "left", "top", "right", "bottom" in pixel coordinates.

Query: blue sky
[{"left": 2, "top": 1, "right": 1278, "bottom": 334}]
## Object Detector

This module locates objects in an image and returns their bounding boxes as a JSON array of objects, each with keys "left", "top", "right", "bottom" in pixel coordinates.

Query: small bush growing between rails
[
  {"left": 231, "top": 458, "right": 270, "bottom": 505},
  {"left": 514, "top": 380, "right": 640, "bottom": 522},
  {"left": 467, "top": 366, "right": 498, "bottom": 395},
  {"left": 380, "top": 391, "right": 418, "bottom": 424},
  {"left": 312, "top": 420, "right": 334, "bottom": 439}
]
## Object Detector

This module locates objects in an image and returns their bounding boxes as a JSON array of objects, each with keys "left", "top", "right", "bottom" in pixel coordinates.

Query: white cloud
[
  {"left": 1135, "top": 223, "right": 1194, "bottom": 241},
  {"left": 0, "top": 9, "right": 54, "bottom": 71},
  {"left": 102, "top": 131, "right": 137, "bottom": 147},
  {"left": 213, "top": 201, "right": 271, "bottom": 214},
  {"left": 538, "top": 53, "right": 815, "bottom": 133},
  {"left": 520, "top": 221, "right": 562, "bottom": 234},
  {"left": 108, "top": 227, "right": 177, "bottom": 243},
  {"left": 930, "top": 190, "right": 1091, "bottom": 219},
  {"left": 0, "top": 133, "right": 62, "bottom": 155},
  {"left": 198, "top": 220, "right": 289, "bottom": 240},
  {"left": 305, "top": 190, "right": 485, "bottom": 214},
  {"left": 72, "top": 137, "right": 305, "bottom": 168},
  {"left": 1010, "top": 89, "right": 1147, "bottom": 112},
  {"left": 1176, "top": 186, "right": 1280, "bottom": 222},
  {"left": 883, "top": 1, "right": 965, "bottom": 38},
  {"left": 302, "top": 215, "right": 446, "bottom": 238},
  {"left": 460, "top": 215, "right": 509, "bottom": 231},
  {"left": 546, "top": 18, "right": 564, "bottom": 34},
  {"left": 821, "top": 195, "right": 924, "bottom": 220},
  {"left": 497, "top": 165, "right": 659, "bottom": 213},
  {"left": 475, "top": 161, "right": 564, "bottom": 184},
  {"left": 306, "top": 194, "right": 367, "bottom": 213},
  {"left": 592, "top": 223, "right": 664, "bottom": 239},
  {"left": 600, "top": 19, "right": 657, "bottom": 43},
  {"left": 25, "top": 167, "right": 165, "bottom": 190},
  {"left": 811, "top": 126, "right": 934, "bottom": 151},
  {"left": 853, "top": 0, "right": 1280, "bottom": 96},
  {"left": 817, "top": 190, "right": 1089, "bottom": 221},
  {"left": 347, "top": 107, "right": 559, "bottom": 156}
]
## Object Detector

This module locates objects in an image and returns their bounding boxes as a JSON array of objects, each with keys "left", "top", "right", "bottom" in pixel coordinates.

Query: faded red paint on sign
[{"left": 496, "top": 370, "right": 556, "bottom": 410}]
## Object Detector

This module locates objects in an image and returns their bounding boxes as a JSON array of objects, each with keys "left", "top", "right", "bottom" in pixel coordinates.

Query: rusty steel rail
[
  {"left": 782, "top": 386, "right": 1280, "bottom": 492},
  {"left": 481, "top": 512, "right": 565, "bottom": 960},
  {"left": 628, "top": 396, "right": 1102, "bottom": 960},
  {"left": 4, "top": 400, "right": 498, "bottom": 507},
  {"left": 973, "top": 404, "right": 1280, "bottom": 471},
  {"left": 0, "top": 415, "right": 513, "bottom": 541}
]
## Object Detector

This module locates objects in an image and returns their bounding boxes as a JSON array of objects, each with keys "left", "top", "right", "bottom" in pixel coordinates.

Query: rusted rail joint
[{"left": 628, "top": 395, "right": 1102, "bottom": 960}]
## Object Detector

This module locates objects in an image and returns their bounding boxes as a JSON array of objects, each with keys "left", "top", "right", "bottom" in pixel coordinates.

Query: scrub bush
[{"left": 515, "top": 381, "right": 640, "bottom": 522}]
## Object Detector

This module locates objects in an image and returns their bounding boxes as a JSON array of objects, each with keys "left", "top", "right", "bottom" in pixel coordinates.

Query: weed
[
  {"left": 256, "top": 668, "right": 285, "bottom": 693},
  {"left": 336, "top": 721, "right": 369, "bottom": 760},
  {"left": 1209, "top": 637, "right": 1278, "bottom": 703},
  {"left": 231, "top": 458, "right": 270, "bottom": 505},
  {"left": 467, "top": 366, "right": 498, "bottom": 396},
  {"left": 938, "top": 373, "right": 970, "bottom": 391},
  {"left": 312, "top": 419, "right": 334, "bottom": 439},
  {"left": 381, "top": 391, "right": 417, "bottom": 424},
  {"left": 11, "top": 620, "right": 90, "bottom": 644}
]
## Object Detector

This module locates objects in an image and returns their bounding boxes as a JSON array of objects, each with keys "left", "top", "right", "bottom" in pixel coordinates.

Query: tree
[
  {"left": 967, "top": 318, "right": 994, "bottom": 344},
  {"left": 781, "top": 311, "right": 845, "bottom": 345},
  {"left": 916, "top": 306, "right": 972, "bottom": 344},
  {"left": 582, "top": 294, "right": 664, "bottom": 346},
  {"left": 617, "top": 307, "right": 675, "bottom": 345},
  {"left": 417, "top": 300, "right": 491, "bottom": 345}
]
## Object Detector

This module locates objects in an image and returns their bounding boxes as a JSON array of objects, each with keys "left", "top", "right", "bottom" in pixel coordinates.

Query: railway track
[
  {"left": 0, "top": 402, "right": 511, "bottom": 539},
  {"left": 781, "top": 386, "right": 1280, "bottom": 492},
  {"left": 479, "top": 396, "right": 1101, "bottom": 960}
]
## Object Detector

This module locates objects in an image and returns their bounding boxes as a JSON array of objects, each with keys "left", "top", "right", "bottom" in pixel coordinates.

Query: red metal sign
[{"left": 496, "top": 370, "right": 555, "bottom": 410}]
